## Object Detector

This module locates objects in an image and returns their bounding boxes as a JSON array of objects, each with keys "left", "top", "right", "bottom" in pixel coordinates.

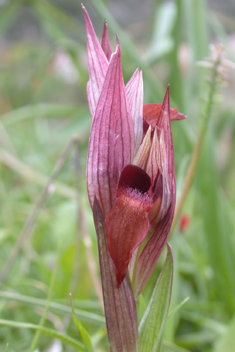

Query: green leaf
[
  {"left": 139, "top": 243, "right": 173, "bottom": 352},
  {"left": 70, "top": 293, "right": 94, "bottom": 352}
]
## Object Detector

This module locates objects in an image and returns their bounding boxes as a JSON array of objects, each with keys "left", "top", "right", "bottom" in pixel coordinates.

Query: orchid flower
[
  {"left": 83, "top": 6, "right": 186, "bottom": 294},
  {"left": 83, "top": 7, "right": 186, "bottom": 351}
]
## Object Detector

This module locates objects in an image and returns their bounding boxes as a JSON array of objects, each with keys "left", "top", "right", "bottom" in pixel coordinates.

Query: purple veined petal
[
  {"left": 126, "top": 69, "right": 144, "bottom": 154},
  {"left": 133, "top": 86, "right": 176, "bottom": 298},
  {"left": 159, "top": 133, "right": 171, "bottom": 214},
  {"left": 158, "top": 87, "right": 176, "bottom": 203},
  {"left": 101, "top": 20, "right": 112, "bottom": 61},
  {"left": 93, "top": 198, "right": 139, "bottom": 352},
  {"left": 86, "top": 41, "right": 135, "bottom": 216},
  {"left": 82, "top": 5, "right": 109, "bottom": 116}
]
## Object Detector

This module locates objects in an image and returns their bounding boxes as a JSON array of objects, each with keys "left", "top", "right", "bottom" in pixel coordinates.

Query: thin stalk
[{"left": 171, "top": 46, "right": 223, "bottom": 233}]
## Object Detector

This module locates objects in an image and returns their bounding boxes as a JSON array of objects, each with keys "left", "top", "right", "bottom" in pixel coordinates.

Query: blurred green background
[{"left": 0, "top": 0, "right": 235, "bottom": 351}]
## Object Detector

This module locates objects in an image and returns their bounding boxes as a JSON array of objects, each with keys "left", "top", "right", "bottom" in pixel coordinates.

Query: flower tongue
[
  {"left": 106, "top": 165, "right": 152, "bottom": 287},
  {"left": 143, "top": 103, "right": 187, "bottom": 134}
]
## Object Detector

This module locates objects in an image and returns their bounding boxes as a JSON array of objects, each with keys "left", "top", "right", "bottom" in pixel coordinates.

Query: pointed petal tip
[
  {"left": 116, "top": 35, "right": 120, "bottom": 46},
  {"left": 101, "top": 18, "right": 112, "bottom": 60},
  {"left": 134, "top": 67, "right": 139, "bottom": 75},
  {"left": 178, "top": 112, "right": 187, "bottom": 120},
  {"left": 133, "top": 67, "right": 140, "bottom": 78},
  {"left": 81, "top": 3, "right": 87, "bottom": 15},
  {"left": 102, "top": 19, "right": 108, "bottom": 33},
  {"left": 82, "top": 5, "right": 92, "bottom": 31},
  {"left": 111, "top": 37, "right": 121, "bottom": 58},
  {"left": 162, "top": 85, "right": 170, "bottom": 114},
  {"left": 165, "top": 84, "right": 170, "bottom": 99}
]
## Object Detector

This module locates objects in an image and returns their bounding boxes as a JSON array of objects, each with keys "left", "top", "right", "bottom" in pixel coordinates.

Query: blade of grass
[
  {"left": 0, "top": 291, "right": 105, "bottom": 324},
  {"left": 168, "top": 297, "right": 190, "bottom": 321},
  {"left": 0, "top": 319, "right": 85, "bottom": 351}
]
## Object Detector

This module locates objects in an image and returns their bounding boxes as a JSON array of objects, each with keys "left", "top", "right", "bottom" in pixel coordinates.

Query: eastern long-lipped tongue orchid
[
  {"left": 83, "top": 7, "right": 186, "bottom": 351},
  {"left": 83, "top": 6, "right": 186, "bottom": 293}
]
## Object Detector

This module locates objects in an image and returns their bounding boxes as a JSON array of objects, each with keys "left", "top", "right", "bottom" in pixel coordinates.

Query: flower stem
[{"left": 171, "top": 45, "right": 223, "bottom": 234}]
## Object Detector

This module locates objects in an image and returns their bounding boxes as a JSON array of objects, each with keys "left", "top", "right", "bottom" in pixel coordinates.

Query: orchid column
[{"left": 83, "top": 6, "right": 186, "bottom": 352}]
